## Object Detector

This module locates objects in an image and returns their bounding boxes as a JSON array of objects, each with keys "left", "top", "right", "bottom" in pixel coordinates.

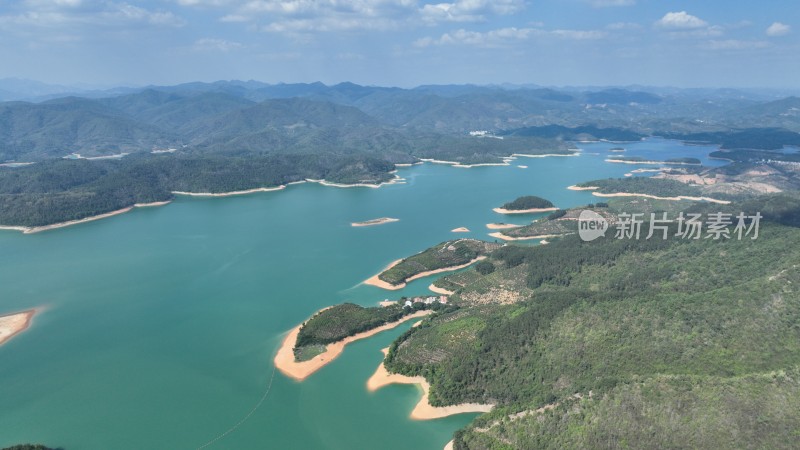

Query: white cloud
[
  {"left": 415, "top": 26, "right": 607, "bottom": 47},
  {"left": 419, "top": 0, "right": 524, "bottom": 23},
  {"left": 655, "top": 11, "right": 708, "bottom": 30},
  {"left": 606, "top": 22, "right": 642, "bottom": 31},
  {"left": 188, "top": 0, "right": 525, "bottom": 33},
  {"left": 0, "top": 1, "right": 185, "bottom": 28},
  {"left": 587, "top": 0, "right": 635, "bottom": 7},
  {"left": 766, "top": 22, "right": 791, "bottom": 37},
  {"left": 701, "top": 39, "right": 770, "bottom": 51},
  {"left": 193, "top": 37, "right": 243, "bottom": 51}
]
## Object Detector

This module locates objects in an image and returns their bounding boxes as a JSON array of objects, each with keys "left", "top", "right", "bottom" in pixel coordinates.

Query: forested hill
[
  {"left": 3, "top": 81, "right": 800, "bottom": 227},
  {"left": 378, "top": 193, "right": 800, "bottom": 449}
]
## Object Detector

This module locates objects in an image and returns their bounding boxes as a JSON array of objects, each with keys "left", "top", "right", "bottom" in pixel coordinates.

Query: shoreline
[
  {"left": 493, "top": 206, "right": 558, "bottom": 215},
  {"left": 590, "top": 192, "right": 731, "bottom": 204},
  {"left": 364, "top": 256, "right": 487, "bottom": 291},
  {"left": 274, "top": 310, "right": 433, "bottom": 381},
  {"left": 451, "top": 227, "right": 470, "bottom": 233},
  {"left": 172, "top": 185, "right": 287, "bottom": 197},
  {"left": 567, "top": 185, "right": 599, "bottom": 191},
  {"left": 0, "top": 309, "right": 37, "bottom": 347},
  {"left": 1, "top": 174, "right": 407, "bottom": 235},
  {"left": 428, "top": 284, "right": 455, "bottom": 295},
  {"left": 0, "top": 200, "right": 174, "bottom": 234},
  {"left": 352, "top": 217, "right": 400, "bottom": 227},
  {"left": 306, "top": 174, "right": 405, "bottom": 189},
  {"left": 486, "top": 223, "right": 522, "bottom": 230},
  {"left": 367, "top": 348, "right": 494, "bottom": 419},
  {"left": 605, "top": 159, "right": 700, "bottom": 166},
  {"left": 489, "top": 232, "right": 570, "bottom": 241}
]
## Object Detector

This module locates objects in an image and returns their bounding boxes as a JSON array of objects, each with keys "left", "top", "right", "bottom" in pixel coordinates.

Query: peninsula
[{"left": 364, "top": 239, "right": 499, "bottom": 290}]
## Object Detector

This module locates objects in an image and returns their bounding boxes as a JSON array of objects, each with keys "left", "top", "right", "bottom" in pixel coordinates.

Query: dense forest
[
  {"left": 376, "top": 192, "right": 800, "bottom": 449},
  {"left": 378, "top": 239, "right": 500, "bottom": 286}
]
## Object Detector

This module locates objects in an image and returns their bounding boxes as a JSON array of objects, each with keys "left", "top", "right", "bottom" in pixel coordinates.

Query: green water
[{"left": 0, "top": 140, "right": 725, "bottom": 449}]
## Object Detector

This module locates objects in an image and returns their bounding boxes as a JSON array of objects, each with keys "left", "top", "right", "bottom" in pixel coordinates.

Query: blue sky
[{"left": 0, "top": 0, "right": 797, "bottom": 88}]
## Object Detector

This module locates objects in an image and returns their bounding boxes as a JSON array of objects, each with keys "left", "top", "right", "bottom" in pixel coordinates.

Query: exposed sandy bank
[
  {"left": 0, "top": 309, "right": 36, "bottom": 346},
  {"left": 493, "top": 207, "right": 558, "bottom": 214},
  {"left": 364, "top": 257, "right": 487, "bottom": 291},
  {"left": 274, "top": 310, "right": 433, "bottom": 381},
  {"left": 352, "top": 218, "right": 400, "bottom": 227},
  {"left": 367, "top": 348, "right": 494, "bottom": 419}
]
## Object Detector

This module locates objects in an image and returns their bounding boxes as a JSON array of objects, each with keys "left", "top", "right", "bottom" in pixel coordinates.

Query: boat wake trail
[{"left": 195, "top": 366, "right": 277, "bottom": 449}]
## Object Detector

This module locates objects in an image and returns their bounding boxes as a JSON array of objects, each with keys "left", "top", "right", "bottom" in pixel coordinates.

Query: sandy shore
[
  {"left": 0, "top": 309, "right": 36, "bottom": 346},
  {"left": 493, "top": 207, "right": 558, "bottom": 214},
  {"left": 306, "top": 174, "right": 405, "bottom": 189},
  {"left": 605, "top": 159, "right": 700, "bottom": 166},
  {"left": 365, "top": 257, "right": 487, "bottom": 290},
  {"left": 451, "top": 227, "right": 470, "bottom": 233},
  {"left": 428, "top": 284, "right": 455, "bottom": 295},
  {"left": 489, "top": 232, "right": 570, "bottom": 241},
  {"left": 444, "top": 440, "right": 454, "bottom": 450},
  {"left": 0, "top": 200, "right": 177, "bottom": 234},
  {"left": 591, "top": 192, "right": 731, "bottom": 204},
  {"left": 419, "top": 158, "right": 513, "bottom": 169},
  {"left": 274, "top": 310, "right": 433, "bottom": 381},
  {"left": 13, "top": 207, "right": 134, "bottom": 234},
  {"left": 567, "top": 185, "right": 599, "bottom": 191},
  {"left": 511, "top": 153, "right": 578, "bottom": 158},
  {"left": 172, "top": 185, "right": 287, "bottom": 197},
  {"left": 363, "top": 259, "right": 405, "bottom": 290},
  {"left": 352, "top": 217, "right": 400, "bottom": 227},
  {"left": 486, "top": 223, "right": 522, "bottom": 230},
  {"left": 367, "top": 348, "right": 494, "bottom": 419},
  {"left": 133, "top": 200, "right": 172, "bottom": 208}
]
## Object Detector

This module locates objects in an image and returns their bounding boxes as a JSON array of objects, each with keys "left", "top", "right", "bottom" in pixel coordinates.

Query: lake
[{"left": 0, "top": 139, "right": 726, "bottom": 449}]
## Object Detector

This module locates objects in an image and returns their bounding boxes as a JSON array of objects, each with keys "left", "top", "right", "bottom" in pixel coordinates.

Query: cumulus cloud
[
  {"left": 191, "top": 0, "right": 526, "bottom": 33},
  {"left": 766, "top": 22, "right": 791, "bottom": 37},
  {"left": 193, "top": 37, "right": 243, "bottom": 51},
  {"left": 414, "top": 26, "right": 607, "bottom": 47},
  {"left": 655, "top": 11, "right": 708, "bottom": 30},
  {"left": 0, "top": 1, "right": 185, "bottom": 28},
  {"left": 419, "top": 0, "right": 524, "bottom": 23},
  {"left": 587, "top": 0, "right": 635, "bottom": 7}
]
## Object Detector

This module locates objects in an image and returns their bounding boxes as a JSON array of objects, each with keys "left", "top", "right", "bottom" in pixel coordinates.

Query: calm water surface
[{"left": 0, "top": 139, "right": 725, "bottom": 449}]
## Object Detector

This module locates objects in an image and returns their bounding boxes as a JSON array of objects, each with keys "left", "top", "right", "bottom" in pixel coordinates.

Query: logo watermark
[
  {"left": 578, "top": 210, "right": 609, "bottom": 242},
  {"left": 579, "top": 210, "right": 762, "bottom": 242}
]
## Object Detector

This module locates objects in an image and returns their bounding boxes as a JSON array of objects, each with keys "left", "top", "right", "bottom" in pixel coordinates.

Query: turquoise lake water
[{"left": 0, "top": 139, "right": 726, "bottom": 449}]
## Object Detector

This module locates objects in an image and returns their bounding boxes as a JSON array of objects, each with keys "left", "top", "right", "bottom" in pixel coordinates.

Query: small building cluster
[{"left": 402, "top": 296, "right": 448, "bottom": 308}]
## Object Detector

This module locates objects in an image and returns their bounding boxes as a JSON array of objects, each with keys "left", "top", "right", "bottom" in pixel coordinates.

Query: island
[
  {"left": 451, "top": 227, "right": 470, "bottom": 233},
  {"left": 492, "top": 195, "right": 558, "bottom": 214},
  {"left": 0, "top": 309, "right": 36, "bottom": 346},
  {"left": 364, "top": 239, "right": 500, "bottom": 290},
  {"left": 351, "top": 217, "right": 400, "bottom": 227}
]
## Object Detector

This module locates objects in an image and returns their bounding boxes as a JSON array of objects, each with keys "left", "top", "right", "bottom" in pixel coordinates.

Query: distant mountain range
[
  {"left": 2, "top": 80, "right": 800, "bottom": 163},
  {"left": 2, "top": 79, "right": 800, "bottom": 228}
]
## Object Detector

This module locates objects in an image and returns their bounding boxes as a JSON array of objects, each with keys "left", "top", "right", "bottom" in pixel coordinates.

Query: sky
[{"left": 0, "top": 0, "right": 798, "bottom": 88}]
